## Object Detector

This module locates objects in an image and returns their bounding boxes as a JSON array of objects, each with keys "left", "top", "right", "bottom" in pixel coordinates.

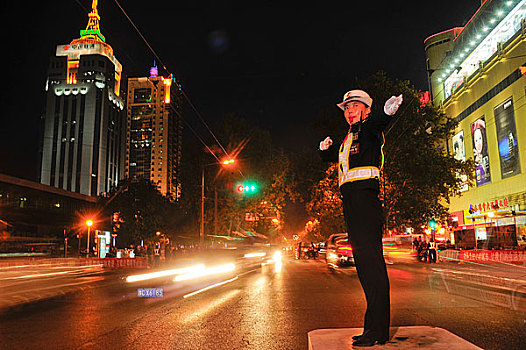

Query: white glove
[
  {"left": 384, "top": 94, "right": 403, "bottom": 116},
  {"left": 319, "top": 137, "right": 333, "bottom": 151}
]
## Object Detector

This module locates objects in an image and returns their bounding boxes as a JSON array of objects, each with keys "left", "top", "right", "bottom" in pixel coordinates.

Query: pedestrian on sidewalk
[
  {"left": 153, "top": 244, "right": 161, "bottom": 267},
  {"left": 417, "top": 239, "right": 427, "bottom": 262},
  {"left": 428, "top": 238, "right": 437, "bottom": 263},
  {"left": 319, "top": 89, "right": 403, "bottom": 347},
  {"left": 413, "top": 237, "right": 418, "bottom": 251}
]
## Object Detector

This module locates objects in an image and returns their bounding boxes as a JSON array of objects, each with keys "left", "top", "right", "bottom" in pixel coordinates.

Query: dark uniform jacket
[{"left": 319, "top": 112, "right": 391, "bottom": 191}]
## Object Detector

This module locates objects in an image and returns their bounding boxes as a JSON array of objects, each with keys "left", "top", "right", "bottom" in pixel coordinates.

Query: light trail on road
[
  {"left": 174, "top": 263, "right": 236, "bottom": 282},
  {"left": 125, "top": 264, "right": 205, "bottom": 283}
]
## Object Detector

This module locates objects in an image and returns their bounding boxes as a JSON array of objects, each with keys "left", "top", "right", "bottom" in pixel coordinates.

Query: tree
[
  {"left": 305, "top": 163, "right": 345, "bottom": 238},
  {"left": 209, "top": 113, "right": 297, "bottom": 240},
  {"left": 305, "top": 72, "right": 475, "bottom": 238},
  {"left": 98, "top": 178, "right": 175, "bottom": 246}
]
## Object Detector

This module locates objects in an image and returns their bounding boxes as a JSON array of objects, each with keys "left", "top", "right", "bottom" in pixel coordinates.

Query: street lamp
[
  {"left": 86, "top": 219, "right": 93, "bottom": 257},
  {"left": 201, "top": 158, "right": 236, "bottom": 246}
]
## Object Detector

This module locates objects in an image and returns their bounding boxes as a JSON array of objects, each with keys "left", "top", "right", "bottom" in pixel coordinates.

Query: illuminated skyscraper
[
  {"left": 40, "top": 0, "right": 125, "bottom": 196},
  {"left": 125, "top": 63, "right": 183, "bottom": 201}
]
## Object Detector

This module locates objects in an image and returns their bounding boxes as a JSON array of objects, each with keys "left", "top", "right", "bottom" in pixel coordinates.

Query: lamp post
[
  {"left": 201, "top": 166, "right": 205, "bottom": 246},
  {"left": 200, "top": 158, "right": 236, "bottom": 246},
  {"left": 86, "top": 219, "right": 93, "bottom": 257}
]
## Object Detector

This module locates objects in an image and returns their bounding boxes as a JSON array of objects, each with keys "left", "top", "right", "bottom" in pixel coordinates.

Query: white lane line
[{"left": 183, "top": 276, "right": 239, "bottom": 299}]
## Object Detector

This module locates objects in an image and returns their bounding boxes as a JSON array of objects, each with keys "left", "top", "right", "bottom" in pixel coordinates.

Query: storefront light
[{"left": 442, "top": 0, "right": 526, "bottom": 99}]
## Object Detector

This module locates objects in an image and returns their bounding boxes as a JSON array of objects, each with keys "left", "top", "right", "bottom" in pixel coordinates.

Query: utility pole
[
  {"left": 64, "top": 228, "right": 68, "bottom": 258},
  {"left": 214, "top": 188, "right": 218, "bottom": 237},
  {"left": 200, "top": 167, "right": 205, "bottom": 246}
]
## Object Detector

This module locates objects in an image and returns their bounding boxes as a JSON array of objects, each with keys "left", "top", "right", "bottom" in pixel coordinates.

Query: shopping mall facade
[{"left": 425, "top": 0, "right": 526, "bottom": 248}]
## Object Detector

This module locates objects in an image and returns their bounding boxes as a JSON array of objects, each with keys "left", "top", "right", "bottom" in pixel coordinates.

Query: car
[{"left": 325, "top": 233, "right": 354, "bottom": 268}]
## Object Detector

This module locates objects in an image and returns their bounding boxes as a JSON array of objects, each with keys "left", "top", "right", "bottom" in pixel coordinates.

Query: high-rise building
[
  {"left": 125, "top": 63, "right": 183, "bottom": 201},
  {"left": 424, "top": 0, "right": 526, "bottom": 247},
  {"left": 39, "top": 0, "right": 125, "bottom": 196}
]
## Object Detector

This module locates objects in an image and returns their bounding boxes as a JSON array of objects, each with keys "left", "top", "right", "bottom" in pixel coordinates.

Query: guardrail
[
  {"left": 438, "top": 249, "right": 525, "bottom": 264},
  {"left": 438, "top": 249, "right": 460, "bottom": 262},
  {"left": 0, "top": 257, "right": 147, "bottom": 268},
  {"left": 459, "top": 249, "right": 525, "bottom": 264}
]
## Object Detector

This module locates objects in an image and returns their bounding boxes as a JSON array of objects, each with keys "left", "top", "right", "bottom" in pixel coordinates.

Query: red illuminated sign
[{"left": 469, "top": 198, "right": 508, "bottom": 213}]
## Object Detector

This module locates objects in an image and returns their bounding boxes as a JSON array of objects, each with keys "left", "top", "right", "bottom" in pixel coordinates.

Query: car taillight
[{"left": 337, "top": 245, "right": 353, "bottom": 256}]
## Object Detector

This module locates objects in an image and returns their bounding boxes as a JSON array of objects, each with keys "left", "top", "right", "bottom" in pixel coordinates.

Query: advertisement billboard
[
  {"left": 471, "top": 117, "right": 491, "bottom": 186},
  {"left": 452, "top": 130, "right": 468, "bottom": 192},
  {"left": 494, "top": 98, "right": 521, "bottom": 179}
]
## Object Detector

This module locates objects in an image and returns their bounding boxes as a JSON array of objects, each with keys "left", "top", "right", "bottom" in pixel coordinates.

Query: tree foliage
[
  {"left": 305, "top": 164, "right": 345, "bottom": 238},
  {"left": 188, "top": 113, "right": 297, "bottom": 240},
  {"left": 98, "top": 178, "right": 176, "bottom": 246}
]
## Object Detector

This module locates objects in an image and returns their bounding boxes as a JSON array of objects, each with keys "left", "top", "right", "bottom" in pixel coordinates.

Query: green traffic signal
[
  {"left": 429, "top": 219, "right": 436, "bottom": 230},
  {"left": 235, "top": 182, "right": 259, "bottom": 194}
]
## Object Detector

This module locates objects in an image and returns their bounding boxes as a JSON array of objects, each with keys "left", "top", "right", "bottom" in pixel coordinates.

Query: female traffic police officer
[{"left": 319, "top": 90, "right": 402, "bottom": 347}]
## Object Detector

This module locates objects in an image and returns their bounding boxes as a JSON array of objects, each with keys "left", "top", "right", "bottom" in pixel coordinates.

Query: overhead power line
[{"left": 111, "top": 0, "right": 231, "bottom": 159}]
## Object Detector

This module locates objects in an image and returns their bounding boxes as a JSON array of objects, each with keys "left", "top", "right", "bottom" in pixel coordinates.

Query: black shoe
[
  {"left": 352, "top": 334, "right": 364, "bottom": 341},
  {"left": 352, "top": 336, "right": 387, "bottom": 347}
]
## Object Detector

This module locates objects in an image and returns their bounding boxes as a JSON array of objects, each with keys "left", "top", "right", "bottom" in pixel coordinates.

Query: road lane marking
[{"left": 183, "top": 276, "right": 239, "bottom": 298}]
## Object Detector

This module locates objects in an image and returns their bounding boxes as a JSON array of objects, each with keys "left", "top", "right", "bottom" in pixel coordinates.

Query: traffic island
[{"left": 308, "top": 326, "right": 482, "bottom": 349}]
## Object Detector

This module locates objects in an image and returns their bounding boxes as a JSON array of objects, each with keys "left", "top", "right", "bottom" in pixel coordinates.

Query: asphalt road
[{"left": 1, "top": 254, "right": 525, "bottom": 350}]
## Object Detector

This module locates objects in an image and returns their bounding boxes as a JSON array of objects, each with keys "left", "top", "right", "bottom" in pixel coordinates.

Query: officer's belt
[{"left": 339, "top": 166, "right": 380, "bottom": 186}]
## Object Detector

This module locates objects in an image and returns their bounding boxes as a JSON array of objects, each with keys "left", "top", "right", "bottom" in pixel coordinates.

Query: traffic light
[
  {"left": 429, "top": 219, "right": 436, "bottom": 231},
  {"left": 235, "top": 182, "right": 259, "bottom": 195}
]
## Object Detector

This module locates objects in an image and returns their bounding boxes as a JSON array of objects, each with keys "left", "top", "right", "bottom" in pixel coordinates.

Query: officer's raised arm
[
  {"left": 319, "top": 136, "right": 338, "bottom": 162},
  {"left": 384, "top": 94, "right": 403, "bottom": 116},
  {"left": 319, "top": 136, "right": 333, "bottom": 151}
]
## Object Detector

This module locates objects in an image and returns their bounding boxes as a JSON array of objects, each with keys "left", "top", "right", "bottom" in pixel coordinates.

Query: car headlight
[{"left": 328, "top": 252, "right": 338, "bottom": 260}]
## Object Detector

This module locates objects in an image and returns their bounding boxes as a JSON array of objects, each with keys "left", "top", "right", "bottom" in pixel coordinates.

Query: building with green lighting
[
  {"left": 424, "top": 0, "right": 526, "bottom": 248},
  {"left": 39, "top": 1, "right": 125, "bottom": 197}
]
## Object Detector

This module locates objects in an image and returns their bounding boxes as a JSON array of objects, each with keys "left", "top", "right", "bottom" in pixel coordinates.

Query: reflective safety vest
[{"left": 338, "top": 133, "right": 381, "bottom": 187}]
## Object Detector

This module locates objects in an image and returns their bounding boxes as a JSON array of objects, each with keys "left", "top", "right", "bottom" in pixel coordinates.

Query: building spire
[{"left": 79, "top": 0, "right": 106, "bottom": 42}]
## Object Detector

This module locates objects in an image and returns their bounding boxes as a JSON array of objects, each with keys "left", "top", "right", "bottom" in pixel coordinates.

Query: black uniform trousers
[{"left": 341, "top": 183, "right": 390, "bottom": 340}]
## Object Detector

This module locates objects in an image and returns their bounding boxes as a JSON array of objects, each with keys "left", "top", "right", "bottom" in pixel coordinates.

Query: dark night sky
[{"left": 1, "top": 1, "right": 482, "bottom": 181}]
